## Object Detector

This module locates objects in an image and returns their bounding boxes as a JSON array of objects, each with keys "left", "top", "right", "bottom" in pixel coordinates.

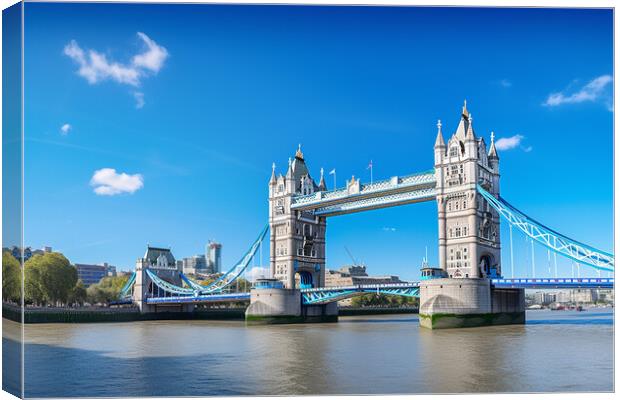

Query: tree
[
  {"left": 24, "top": 253, "right": 76, "bottom": 306},
  {"left": 68, "top": 280, "right": 88, "bottom": 306},
  {"left": 86, "top": 275, "right": 130, "bottom": 305},
  {"left": 2, "top": 251, "right": 21, "bottom": 303},
  {"left": 350, "top": 293, "right": 418, "bottom": 308},
  {"left": 198, "top": 273, "right": 222, "bottom": 287}
]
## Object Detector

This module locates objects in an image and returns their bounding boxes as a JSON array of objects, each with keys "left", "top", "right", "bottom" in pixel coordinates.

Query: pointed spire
[
  {"left": 295, "top": 143, "right": 304, "bottom": 160},
  {"left": 270, "top": 162, "right": 276, "bottom": 184},
  {"left": 466, "top": 113, "right": 475, "bottom": 140},
  {"left": 286, "top": 157, "right": 293, "bottom": 178},
  {"left": 462, "top": 99, "right": 469, "bottom": 119},
  {"left": 434, "top": 119, "right": 445, "bottom": 147},
  {"left": 318, "top": 167, "right": 326, "bottom": 191},
  {"left": 488, "top": 131, "right": 499, "bottom": 159}
]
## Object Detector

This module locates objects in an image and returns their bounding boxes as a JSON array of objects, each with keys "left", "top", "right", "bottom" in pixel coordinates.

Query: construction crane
[{"left": 344, "top": 246, "right": 359, "bottom": 266}]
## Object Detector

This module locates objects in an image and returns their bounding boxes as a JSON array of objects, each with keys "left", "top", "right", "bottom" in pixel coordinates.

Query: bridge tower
[
  {"left": 133, "top": 246, "right": 190, "bottom": 313},
  {"left": 434, "top": 101, "right": 502, "bottom": 279},
  {"left": 268, "top": 146, "right": 327, "bottom": 289}
]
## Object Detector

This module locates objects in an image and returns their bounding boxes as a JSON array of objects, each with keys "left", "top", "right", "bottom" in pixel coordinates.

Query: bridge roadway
[{"left": 140, "top": 278, "right": 614, "bottom": 306}]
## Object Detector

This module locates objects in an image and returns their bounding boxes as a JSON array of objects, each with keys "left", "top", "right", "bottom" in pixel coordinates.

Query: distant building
[
  {"left": 75, "top": 264, "right": 107, "bottom": 286},
  {"left": 102, "top": 262, "right": 117, "bottom": 277},
  {"left": 207, "top": 241, "right": 222, "bottom": 273},
  {"left": 572, "top": 289, "right": 599, "bottom": 303},
  {"left": 532, "top": 291, "right": 556, "bottom": 305},
  {"left": 556, "top": 289, "right": 600, "bottom": 304},
  {"left": 182, "top": 255, "right": 207, "bottom": 275},
  {"left": 324, "top": 264, "right": 403, "bottom": 305},
  {"left": 338, "top": 265, "right": 368, "bottom": 276},
  {"left": 598, "top": 289, "right": 614, "bottom": 303},
  {"left": 326, "top": 265, "right": 403, "bottom": 287}
]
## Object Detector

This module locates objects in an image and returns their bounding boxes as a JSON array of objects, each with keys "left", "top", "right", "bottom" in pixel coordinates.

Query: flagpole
[{"left": 329, "top": 168, "right": 337, "bottom": 190}]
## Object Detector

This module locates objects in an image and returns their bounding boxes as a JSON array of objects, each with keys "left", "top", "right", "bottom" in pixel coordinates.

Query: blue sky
[{"left": 22, "top": 4, "right": 612, "bottom": 280}]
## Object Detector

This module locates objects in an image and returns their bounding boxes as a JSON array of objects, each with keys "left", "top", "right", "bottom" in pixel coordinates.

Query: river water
[{"left": 2, "top": 309, "right": 614, "bottom": 397}]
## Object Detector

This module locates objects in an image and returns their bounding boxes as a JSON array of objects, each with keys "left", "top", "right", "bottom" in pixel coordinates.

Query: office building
[{"left": 207, "top": 241, "right": 222, "bottom": 273}]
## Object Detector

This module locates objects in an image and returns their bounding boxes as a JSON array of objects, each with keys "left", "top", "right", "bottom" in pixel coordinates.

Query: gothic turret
[
  {"left": 434, "top": 119, "right": 446, "bottom": 166},
  {"left": 453, "top": 100, "right": 470, "bottom": 140},
  {"left": 318, "top": 167, "right": 327, "bottom": 191},
  {"left": 488, "top": 132, "right": 499, "bottom": 160},
  {"left": 465, "top": 114, "right": 475, "bottom": 141},
  {"left": 269, "top": 162, "right": 277, "bottom": 185}
]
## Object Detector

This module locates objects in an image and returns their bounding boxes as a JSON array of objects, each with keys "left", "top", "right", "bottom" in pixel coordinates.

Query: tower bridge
[{"left": 121, "top": 102, "right": 614, "bottom": 329}]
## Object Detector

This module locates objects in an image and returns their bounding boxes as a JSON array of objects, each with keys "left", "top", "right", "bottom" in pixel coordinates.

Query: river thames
[{"left": 2, "top": 308, "right": 613, "bottom": 397}]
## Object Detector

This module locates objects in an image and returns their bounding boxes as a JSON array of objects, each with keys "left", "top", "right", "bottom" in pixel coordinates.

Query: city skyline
[{"left": 22, "top": 4, "right": 613, "bottom": 281}]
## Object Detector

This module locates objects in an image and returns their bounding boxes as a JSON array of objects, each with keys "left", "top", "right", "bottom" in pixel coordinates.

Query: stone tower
[
  {"left": 269, "top": 146, "right": 327, "bottom": 289},
  {"left": 434, "top": 101, "right": 502, "bottom": 278}
]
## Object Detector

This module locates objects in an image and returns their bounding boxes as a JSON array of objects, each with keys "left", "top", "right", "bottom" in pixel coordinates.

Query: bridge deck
[
  {"left": 138, "top": 279, "right": 612, "bottom": 306},
  {"left": 290, "top": 170, "right": 436, "bottom": 216},
  {"left": 491, "top": 278, "right": 614, "bottom": 289}
]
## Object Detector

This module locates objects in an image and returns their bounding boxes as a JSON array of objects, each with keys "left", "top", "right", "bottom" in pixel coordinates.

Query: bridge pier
[
  {"left": 419, "top": 278, "right": 524, "bottom": 329},
  {"left": 245, "top": 287, "right": 337, "bottom": 324}
]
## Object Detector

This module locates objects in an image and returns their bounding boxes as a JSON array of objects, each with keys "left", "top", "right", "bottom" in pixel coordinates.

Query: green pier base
[{"left": 419, "top": 311, "right": 525, "bottom": 329}]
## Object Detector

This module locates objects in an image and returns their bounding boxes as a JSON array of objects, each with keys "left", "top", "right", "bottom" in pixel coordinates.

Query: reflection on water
[{"left": 2, "top": 308, "right": 612, "bottom": 397}]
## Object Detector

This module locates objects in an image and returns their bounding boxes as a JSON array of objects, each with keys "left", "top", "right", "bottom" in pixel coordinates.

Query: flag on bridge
[{"left": 329, "top": 169, "right": 336, "bottom": 190}]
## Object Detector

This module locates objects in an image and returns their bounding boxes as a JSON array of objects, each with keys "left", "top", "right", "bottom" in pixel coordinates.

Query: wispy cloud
[
  {"left": 132, "top": 32, "right": 168, "bottom": 73},
  {"left": 133, "top": 91, "right": 145, "bottom": 109},
  {"left": 90, "top": 168, "right": 144, "bottom": 196},
  {"left": 495, "top": 134, "right": 530, "bottom": 152},
  {"left": 499, "top": 79, "right": 512, "bottom": 88},
  {"left": 64, "top": 32, "right": 168, "bottom": 105},
  {"left": 382, "top": 227, "right": 397, "bottom": 232},
  {"left": 60, "top": 123, "right": 71, "bottom": 135},
  {"left": 544, "top": 75, "right": 612, "bottom": 110}
]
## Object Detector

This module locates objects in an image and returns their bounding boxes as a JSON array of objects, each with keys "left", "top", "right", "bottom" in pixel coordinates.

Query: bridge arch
[{"left": 296, "top": 270, "right": 314, "bottom": 289}]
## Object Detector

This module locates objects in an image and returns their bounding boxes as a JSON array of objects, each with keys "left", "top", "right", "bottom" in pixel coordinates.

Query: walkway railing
[{"left": 291, "top": 170, "right": 436, "bottom": 210}]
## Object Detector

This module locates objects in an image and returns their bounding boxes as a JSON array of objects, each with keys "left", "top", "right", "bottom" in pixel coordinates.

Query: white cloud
[
  {"left": 132, "top": 32, "right": 169, "bottom": 73},
  {"left": 60, "top": 123, "right": 71, "bottom": 135},
  {"left": 382, "top": 227, "right": 397, "bottom": 232},
  {"left": 90, "top": 168, "right": 143, "bottom": 196},
  {"left": 495, "top": 134, "right": 524, "bottom": 151},
  {"left": 544, "top": 75, "right": 612, "bottom": 109},
  {"left": 499, "top": 79, "right": 512, "bottom": 88},
  {"left": 64, "top": 40, "right": 141, "bottom": 86},
  {"left": 133, "top": 91, "right": 145, "bottom": 109},
  {"left": 64, "top": 33, "right": 168, "bottom": 104}
]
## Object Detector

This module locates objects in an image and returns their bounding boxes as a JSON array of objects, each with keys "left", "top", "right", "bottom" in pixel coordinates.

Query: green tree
[
  {"left": 68, "top": 280, "right": 88, "bottom": 306},
  {"left": 86, "top": 275, "right": 130, "bottom": 305},
  {"left": 2, "top": 251, "right": 22, "bottom": 303},
  {"left": 25, "top": 253, "right": 76, "bottom": 306},
  {"left": 198, "top": 273, "right": 223, "bottom": 287}
]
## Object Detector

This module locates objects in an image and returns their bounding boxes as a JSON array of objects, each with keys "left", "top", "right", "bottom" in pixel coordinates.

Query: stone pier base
[
  {"left": 419, "top": 278, "right": 525, "bottom": 329},
  {"left": 245, "top": 288, "right": 338, "bottom": 324}
]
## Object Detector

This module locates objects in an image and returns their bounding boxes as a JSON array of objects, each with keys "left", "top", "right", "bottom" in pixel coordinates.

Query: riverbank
[{"left": 3, "top": 303, "right": 418, "bottom": 323}]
